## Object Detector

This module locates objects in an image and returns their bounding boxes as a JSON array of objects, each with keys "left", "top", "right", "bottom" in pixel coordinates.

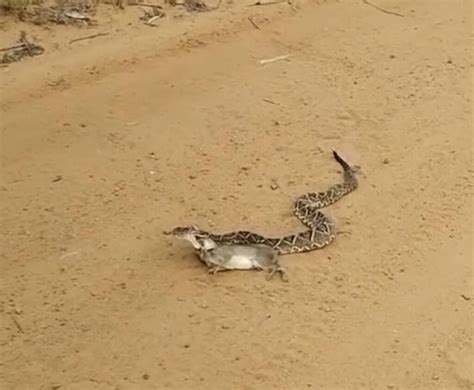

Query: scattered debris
[
  {"left": 139, "top": 5, "right": 165, "bottom": 26},
  {"left": 166, "top": 0, "right": 222, "bottom": 12},
  {"left": 64, "top": 10, "right": 91, "bottom": 21},
  {"left": 70, "top": 32, "right": 110, "bottom": 44},
  {"left": 15, "top": 4, "right": 97, "bottom": 26},
  {"left": 258, "top": 54, "right": 291, "bottom": 65},
  {"left": 362, "top": 0, "right": 404, "bottom": 17},
  {"left": 1, "top": 31, "right": 44, "bottom": 64}
]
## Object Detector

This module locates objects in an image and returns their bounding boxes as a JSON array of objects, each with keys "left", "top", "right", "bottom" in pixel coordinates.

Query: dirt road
[{"left": 1, "top": 0, "right": 472, "bottom": 389}]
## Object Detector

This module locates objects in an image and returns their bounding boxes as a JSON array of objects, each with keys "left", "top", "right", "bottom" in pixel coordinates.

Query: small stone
[
  {"left": 184, "top": 344, "right": 190, "bottom": 348},
  {"left": 270, "top": 183, "right": 279, "bottom": 190},
  {"left": 382, "top": 158, "right": 390, "bottom": 164},
  {"left": 432, "top": 374, "right": 439, "bottom": 381},
  {"left": 142, "top": 373, "right": 149, "bottom": 380},
  {"left": 389, "top": 54, "right": 396, "bottom": 59},
  {"left": 189, "top": 175, "right": 197, "bottom": 180},
  {"left": 221, "top": 324, "right": 230, "bottom": 330}
]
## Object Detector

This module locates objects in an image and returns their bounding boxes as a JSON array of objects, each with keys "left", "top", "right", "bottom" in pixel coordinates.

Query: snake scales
[{"left": 171, "top": 150, "right": 359, "bottom": 255}]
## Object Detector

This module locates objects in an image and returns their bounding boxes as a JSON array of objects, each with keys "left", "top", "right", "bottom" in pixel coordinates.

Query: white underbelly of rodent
[{"left": 222, "top": 255, "right": 259, "bottom": 270}]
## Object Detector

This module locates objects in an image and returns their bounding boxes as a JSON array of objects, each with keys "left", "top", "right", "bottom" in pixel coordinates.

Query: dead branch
[
  {"left": 69, "top": 32, "right": 110, "bottom": 44},
  {"left": 1, "top": 32, "right": 44, "bottom": 64},
  {"left": 0, "top": 44, "right": 26, "bottom": 52},
  {"left": 362, "top": 0, "right": 404, "bottom": 17},
  {"left": 20, "top": 31, "right": 33, "bottom": 56}
]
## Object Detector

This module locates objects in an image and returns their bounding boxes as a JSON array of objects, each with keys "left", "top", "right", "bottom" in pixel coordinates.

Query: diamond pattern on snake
[{"left": 169, "top": 150, "right": 359, "bottom": 256}]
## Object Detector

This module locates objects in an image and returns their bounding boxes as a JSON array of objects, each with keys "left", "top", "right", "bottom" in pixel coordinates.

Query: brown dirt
[{"left": 1, "top": 0, "right": 473, "bottom": 389}]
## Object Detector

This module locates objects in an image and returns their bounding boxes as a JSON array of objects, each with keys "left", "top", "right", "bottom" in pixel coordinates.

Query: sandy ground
[{"left": 1, "top": 0, "right": 473, "bottom": 389}]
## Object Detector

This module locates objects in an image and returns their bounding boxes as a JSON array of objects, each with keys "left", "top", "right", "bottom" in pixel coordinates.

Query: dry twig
[
  {"left": 70, "top": 32, "right": 110, "bottom": 44},
  {"left": 249, "top": 0, "right": 287, "bottom": 6},
  {"left": 10, "top": 315, "right": 24, "bottom": 334},
  {"left": 362, "top": 0, "right": 404, "bottom": 17},
  {"left": 262, "top": 98, "right": 277, "bottom": 105},
  {"left": 0, "top": 44, "right": 26, "bottom": 52},
  {"left": 248, "top": 17, "right": 260, "bottom": 29},
  {"left": 259, "top": 54, "right": 290, "bottom": 65}
]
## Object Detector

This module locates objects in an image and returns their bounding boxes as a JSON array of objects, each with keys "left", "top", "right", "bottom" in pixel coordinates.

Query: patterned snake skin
[{"left": 171, "top": 151, "right": 359, "bottom": 255}]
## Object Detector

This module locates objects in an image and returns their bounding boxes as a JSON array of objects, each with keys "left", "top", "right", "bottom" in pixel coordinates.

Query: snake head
[
  {"left": 167, "top": 225, "right": 214, "bottom": 250},
  {"left": 169, "top": 225, "right": 201, "bottom": 237}
]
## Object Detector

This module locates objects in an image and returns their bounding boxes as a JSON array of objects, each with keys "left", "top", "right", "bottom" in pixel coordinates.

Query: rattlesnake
[{"left": 170, "top": 150, "right": 359, "bottom": 255}]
